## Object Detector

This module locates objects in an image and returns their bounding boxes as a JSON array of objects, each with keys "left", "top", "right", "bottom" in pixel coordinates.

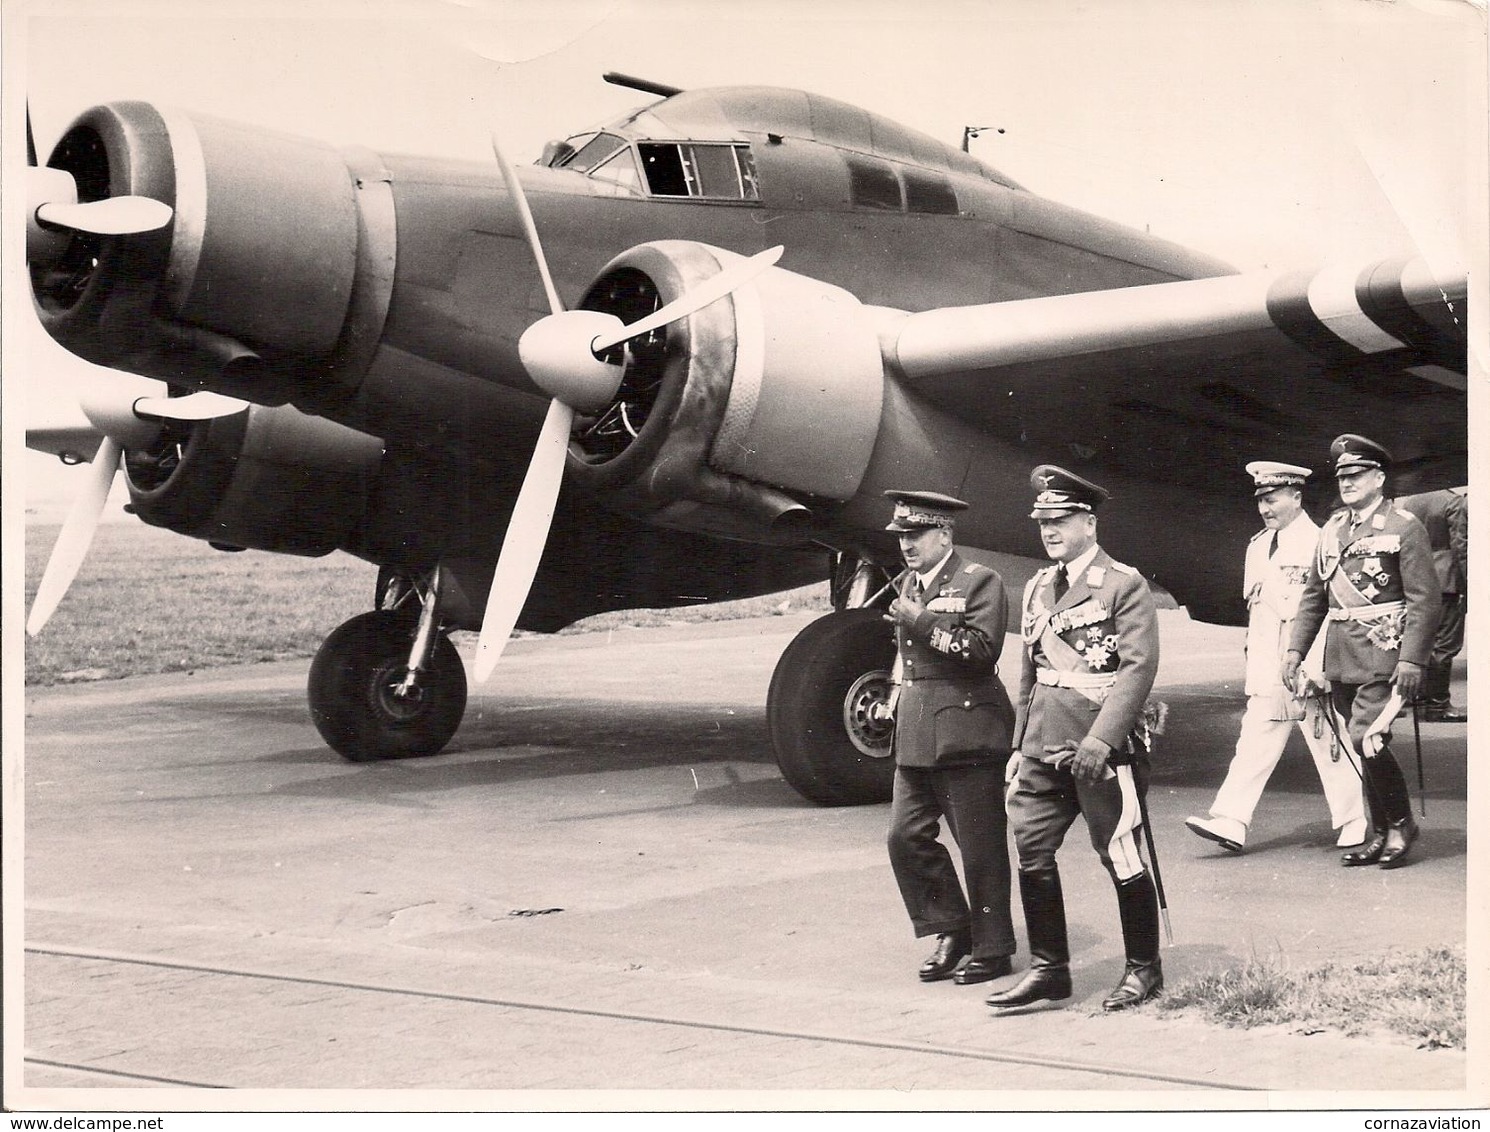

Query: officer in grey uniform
[
  {"left": 1285, "top": 435, "right": 1441, "bottom": 869},
  {"left": 1185, "top": 461, "right": 1367, "bottom": 853},
  {"left": 1397, "top": 488, "right": 1468, "bottom": 723},
  {"left": 988, "top": 467, "right": 1164, "bottom": 1013},
  {"left": 883, "top": 490, "right": 1017, "bottom": 986}
]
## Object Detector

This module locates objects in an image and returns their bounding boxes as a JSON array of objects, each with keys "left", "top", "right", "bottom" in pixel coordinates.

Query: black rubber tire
[
  {"left": 767, "top": 608, "right": 897, "bottom": 806},
  {"left": 308, "top": 610, "right": 467, "bottom": 762}
]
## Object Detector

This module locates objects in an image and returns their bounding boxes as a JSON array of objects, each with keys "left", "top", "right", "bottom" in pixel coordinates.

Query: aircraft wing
[{"left": 876, "top": 256, "right": 1467, "bottom": 491}]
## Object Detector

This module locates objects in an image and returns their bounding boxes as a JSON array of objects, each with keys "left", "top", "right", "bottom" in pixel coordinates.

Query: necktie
[
  {"left": 1267, "top": 532, "right": 1279, "bottom": 558},
  {"left": 1053, "top": 565, "right": 1069, "bottom": 601}
]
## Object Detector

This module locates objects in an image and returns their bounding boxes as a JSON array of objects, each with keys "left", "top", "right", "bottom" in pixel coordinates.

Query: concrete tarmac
[{"left": 13, "top": 611, "right": 1475, "bottom": 1105}]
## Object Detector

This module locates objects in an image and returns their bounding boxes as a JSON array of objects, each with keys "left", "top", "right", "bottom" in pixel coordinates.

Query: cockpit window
[
  {"left": 637, "top": 143, "right": 761, "bottom": 201},
  {"left": 587, "top": 148, "right": 643, "bottom": 196},
  {"left": 561, "top": 132, "right": 628, "bottom": 173}
]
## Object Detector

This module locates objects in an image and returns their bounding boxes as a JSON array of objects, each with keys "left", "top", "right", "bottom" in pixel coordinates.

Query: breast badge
[{"left": 1366, "top": 609, "right": 1406, "bottom": 652}]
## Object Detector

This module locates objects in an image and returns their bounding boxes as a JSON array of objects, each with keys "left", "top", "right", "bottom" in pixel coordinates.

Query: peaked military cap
[
  {"left": 1028, "top": 465, "right": 1109, "bottom": 519},
  {"left": 884, "top": 489, "right": 968, "bottom": 532},
  {"left": 1245, "top": 460, "right": 1312, "bottom": 496},
  {"left": 1330, "top": 434, "right": 1392, "bottom": 475}
]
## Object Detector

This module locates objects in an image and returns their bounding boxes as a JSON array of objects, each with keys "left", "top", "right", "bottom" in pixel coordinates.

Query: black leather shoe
[
  {"left": 1423, "top": 705, "right": 1467, "bottom": 724},
  {"left": 918, "top": 932, "right": 971, "bottom": 982},
  {"left": 1341, "top": 831, "right": 1386, "bottom": 866},
  {"left": 985, "top": 963, "right": 1072, "bottom": 1008},
  {"left": 953, "top": 955, "right": 1013, "bottom": 985},
  {"left": 1102, "top": 960, "right": 1163, "bottom": 1011},
  {"left": 1378, "top": 817, "right": 1420, "bottom": 869}
]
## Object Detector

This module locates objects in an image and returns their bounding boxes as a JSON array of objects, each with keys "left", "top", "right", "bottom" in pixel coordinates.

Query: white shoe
[
  {"left": 1335, "top": 817, "right": 1369, "bottom": 847},
  {"left": 1184, "top": 815, "right": 1245, "bottom": 853}
]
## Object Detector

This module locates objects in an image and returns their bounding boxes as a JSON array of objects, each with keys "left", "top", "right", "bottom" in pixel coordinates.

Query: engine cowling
[
  {"left": 32, "top": 101, "right": 383, "bottom": 398},
  {"left": 568, "top": 241, "right": 887, "bottom": 537},
  {"left": 124, "top": 403, "right": 384, "bottom": 556}
]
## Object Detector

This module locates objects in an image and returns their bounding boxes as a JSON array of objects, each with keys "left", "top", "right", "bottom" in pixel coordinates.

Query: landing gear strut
[
  {"left": 308, "top": 566, "right": 467, "bottom": 762},
  {"left": 767, "top": 555, "right": 899, "bottom": 806}
]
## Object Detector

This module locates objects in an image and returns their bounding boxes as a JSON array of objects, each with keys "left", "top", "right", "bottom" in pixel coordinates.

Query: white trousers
[{"left": 1209, "top": 697, "right": 1366, "bottom": 832}]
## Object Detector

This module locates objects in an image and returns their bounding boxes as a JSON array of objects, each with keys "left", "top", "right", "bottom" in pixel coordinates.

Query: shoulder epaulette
[
  {"left": 961, "top": 562, "right": 987, "bottom": 575},
  {"left": 1110, "top": 562, "right": 1138, "bottom": 576},
  {"left": 1395, "top": 509, "right": 1414, "bottom": 521},
  {"left": 1248, "top": 528, "right": 1269, "bottom": 543}
]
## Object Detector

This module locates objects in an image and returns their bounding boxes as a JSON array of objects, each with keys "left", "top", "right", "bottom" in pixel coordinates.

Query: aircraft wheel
[
  {"left": 767, "top": 609, "right": 896, "bottom": 806},
  {"left": 308, "top": 610, "right": 467, "bottom": 762}
]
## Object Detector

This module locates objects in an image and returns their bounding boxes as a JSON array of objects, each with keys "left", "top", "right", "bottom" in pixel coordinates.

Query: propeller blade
[
  {"left": 473, "top": 399, "right": 575, "bottom": 682},
  {"left": 490, "top": 134, "right": 563, "bottom": 317},
  {"left": 26, "top": 436, "right": 122, "bottom": 636},
  {"left": 133, "top": 392, "right": 250, "bottom": 421},
  {"left": 591, "top": 244, "right": 784, "bottom": 353},
  {"left": 36, "top": 195, "right": 173, "bottom": 236}
]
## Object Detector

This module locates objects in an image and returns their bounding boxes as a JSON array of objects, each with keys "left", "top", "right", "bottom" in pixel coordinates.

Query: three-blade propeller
[
  {"left": 24, "top": 336, "right": 247, "bottom": 637},
  {"left": 472, "top": 135, "right": 782, "bottom": 682},
  {"left": 24, "top": 107, "right": 230, "bottom": 635},
  {"left": 26, "top": 373, "right": 249, "bottom": 636}
]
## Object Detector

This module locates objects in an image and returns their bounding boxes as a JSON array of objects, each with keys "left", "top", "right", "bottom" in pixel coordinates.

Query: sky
[{"left": 4, "top": 0, "right": 1487, "bottom": 520}]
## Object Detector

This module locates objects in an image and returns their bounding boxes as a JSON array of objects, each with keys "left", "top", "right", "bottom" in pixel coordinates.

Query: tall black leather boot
[
  {"left": 1423, "top": 660, "right": 1466, "bottom": 723},
  {"left": 986, "top": 868, "right": 1072, "bottom": 1009},
  {"left": 1363, "top": 748, "right": 1412, "bottom": 826},
  {"left": 1102, "top": 872, "right": 1163, "bottom": 1011}
]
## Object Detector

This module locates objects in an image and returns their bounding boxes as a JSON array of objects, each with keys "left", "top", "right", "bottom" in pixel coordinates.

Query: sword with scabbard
[{"left": 1132, "top": 701, "right": 1173, "bottom": 946}]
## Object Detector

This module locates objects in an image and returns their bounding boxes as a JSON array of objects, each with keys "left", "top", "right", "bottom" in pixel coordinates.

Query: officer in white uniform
[{"left": 1185, "top": 462, "right": 1367, "bottom": 853}]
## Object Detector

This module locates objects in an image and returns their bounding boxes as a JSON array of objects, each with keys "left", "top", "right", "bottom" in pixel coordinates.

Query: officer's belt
[
  {"left": 1035, "top": 667, "right": 1116, "bottom": 698},
  {"left": 1327, "top": 600, "right": 1405, "bottom": 623}
]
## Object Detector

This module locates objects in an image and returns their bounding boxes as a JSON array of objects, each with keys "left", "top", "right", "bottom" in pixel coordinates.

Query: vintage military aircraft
[{"left": 23, "top": 73, "right": 1467, "bottom": 805}]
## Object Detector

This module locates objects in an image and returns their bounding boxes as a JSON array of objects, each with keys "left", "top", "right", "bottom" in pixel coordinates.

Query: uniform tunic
[
  {"left": 1207, "top": 512, "right": 1364, "bottom": 834},
  {"left": 1006, "top": 547, "right": 1159, "bottom": 881},
  {"left": 1398, "top": 489, "right": 1467, "bottom": 670},
  {"left": 886, "top": 551, "right": 1016, "bottom": 959},
  {"left": 1288, "top": 499, "right": 1440, "bottom": 827},
  {"left": 1291, "top": 500, "right": 1440, "bottom": 681}
]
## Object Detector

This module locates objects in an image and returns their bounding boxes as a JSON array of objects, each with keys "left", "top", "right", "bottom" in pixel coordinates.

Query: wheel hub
[
  {"left": 372, "top": 663, "right": 428, "bottom": 723},
  {"left": 842, "top": 669, "right": 895, "bottom": 758}
]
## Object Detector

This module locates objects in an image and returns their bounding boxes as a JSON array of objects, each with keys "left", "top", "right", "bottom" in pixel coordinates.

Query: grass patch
[
  {"left": 22, "top": 522, "right": 830, "bottom": 685},
  {"left": 1157, "top": 945, "right": 1465, "bottom": 1049},
  {"left": 22, "top": 523, "right": 377, "bottom": 685}
]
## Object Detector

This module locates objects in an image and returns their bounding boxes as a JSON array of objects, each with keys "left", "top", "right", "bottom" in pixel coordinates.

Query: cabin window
[
  {"left": 847, "top": 158, "right": 902, "bottom": 211},
  {"left": 903, "top": 170, "right": 958, "bottom": 215},
  {"left": 637, "top": 143, "right": 761, "bottom": 201},
  {"left": 561, "top": 132, "right": 628, "bottom": 173}
]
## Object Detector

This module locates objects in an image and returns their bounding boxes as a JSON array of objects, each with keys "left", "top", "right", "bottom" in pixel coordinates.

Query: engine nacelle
[
  {"left": 33, "top": 101, "right": 383, "bottom": 394},
  {"left": 124, "top": 403, "right": 384, "bottom": 556},
  {"left": 570, "top": 241, "right": 886, "bottom": 535}
]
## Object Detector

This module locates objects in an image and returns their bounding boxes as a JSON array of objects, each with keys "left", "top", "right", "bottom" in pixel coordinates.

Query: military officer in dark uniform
[
  {"left": 987, "top": 467, "right": 1164, "bottom": 1013},
  {"left": 1398, "top": 487, "right": 1468, "bottom": 723},
  {"left": 883, "top": 490, "right": 1018, "bottom": 985},
  {"left": 1285, "top": 435, "right": 1441, "bottom": 869}
]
